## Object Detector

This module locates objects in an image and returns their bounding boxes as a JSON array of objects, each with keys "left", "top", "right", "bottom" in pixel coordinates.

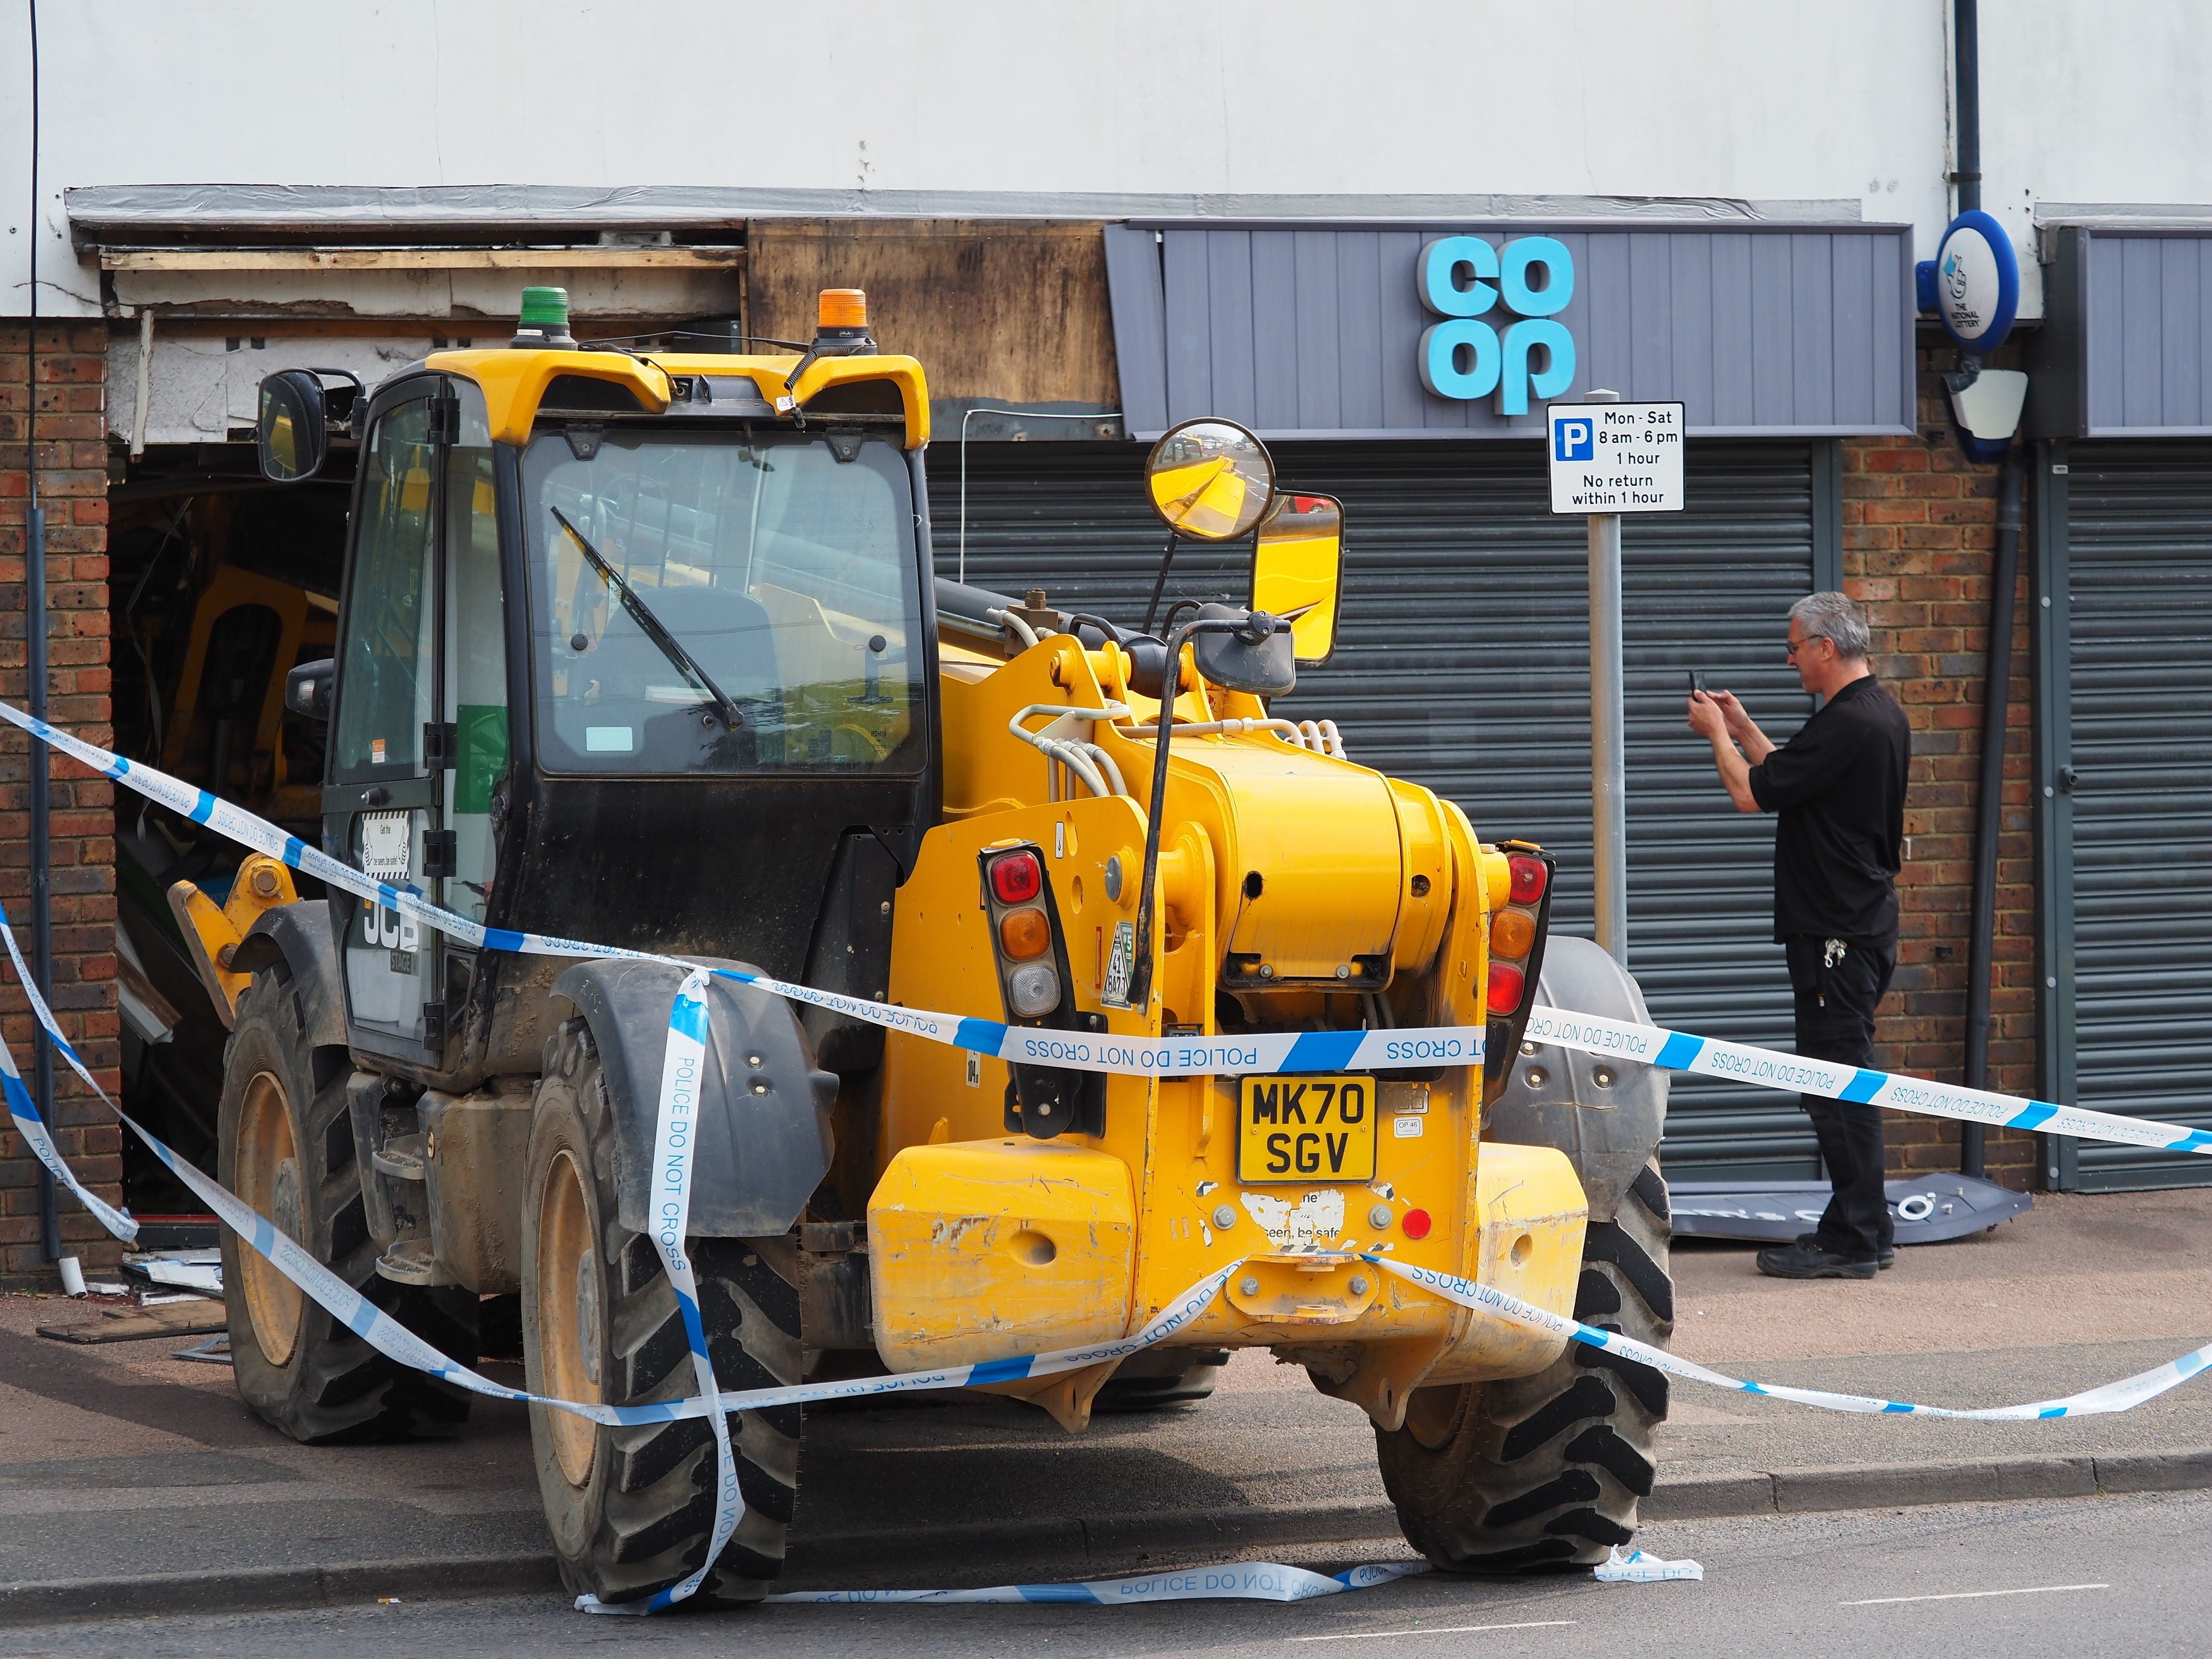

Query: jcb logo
[{"left": 1417, "top": 235, "right": 1576, "bottom": 416}]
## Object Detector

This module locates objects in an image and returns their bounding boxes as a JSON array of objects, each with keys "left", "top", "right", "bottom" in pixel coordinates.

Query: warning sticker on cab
[{"left": 1237, "top": 1074, "right": 1378, "bottom": 1183}]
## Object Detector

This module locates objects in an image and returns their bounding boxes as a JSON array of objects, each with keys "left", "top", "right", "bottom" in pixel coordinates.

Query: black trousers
[{"left": 1785, "top": 934, "right": 1897, "bottom": 1262}]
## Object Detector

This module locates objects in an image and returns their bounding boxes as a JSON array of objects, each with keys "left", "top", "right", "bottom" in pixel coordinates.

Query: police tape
[
  {"left": 1520, "top": 1006, "right": 2212, "bottom": 1162},
  {"left": 3, "top": 698, "right": 2211, "bottom": 1615},
  {"left": 1, "top": 901, "right": 2207, "bottom": 1615},
  {"left": 1368, "top": 1255, "right": 2212, "bottom": 1420},
  {"left": 6, "top": 691, "right": 2211, "bottom": 1161},
  {"left": 767, "top": 1561, "right": 1431, "bottom": 1604},
  {"left": 8, "top": 889, "right": 2205, "bottom": 1441},
  {"left": 0, "top": 702, "right": 1482, "bottom": 1079}
]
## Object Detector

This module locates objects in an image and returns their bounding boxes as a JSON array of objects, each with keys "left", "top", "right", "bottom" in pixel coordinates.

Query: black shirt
[{"left": 1746, "top": 675, "right": 1911, "bottom": 945}]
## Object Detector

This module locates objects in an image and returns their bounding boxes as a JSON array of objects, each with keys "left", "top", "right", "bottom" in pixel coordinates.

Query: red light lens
[
  {"left": 1402, "top": 1208, "right": 1433, "bottom": 1241},
  {"left": 1486, "top": 961, "right": 1526, "bottom": 1015},
  {"left": 990, "top": 851, "right": 1042, "bottom": 905},
  {"left": 1509, "top": 855, "right": 1547, "bottom": 904}
]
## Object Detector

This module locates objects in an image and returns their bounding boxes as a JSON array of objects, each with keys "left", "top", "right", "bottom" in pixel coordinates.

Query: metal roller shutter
[
  {"left": 2055, "top": 441, "right": 2212, "bottom": 1189},
  {"left": 932, "top": 439, "right": 1828, "bottom": 1179}
]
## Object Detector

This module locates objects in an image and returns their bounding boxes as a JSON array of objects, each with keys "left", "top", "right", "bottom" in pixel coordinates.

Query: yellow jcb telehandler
[{"left": 174, "top": 284, "right": 1674, "bottom": 1604}]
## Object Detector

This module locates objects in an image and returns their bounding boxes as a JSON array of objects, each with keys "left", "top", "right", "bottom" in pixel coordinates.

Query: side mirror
[
  {"left": 285, "top": 659, "right": 335, "bottom": 722},
  {"left": 1252, "top": 493, "right": 1344, "bottom": 666},
  {"left": 257, "top": 367, "right": 363, "bottom": 483},
  {"left": 258, "top": 370, "right": 329, "bottom": 482},
  {"left": 1142, "top": 418, "right": 1275, "bottom": 542},
  {"left": 1189, "top": 602, "right": 1296, "bottom": 696}
]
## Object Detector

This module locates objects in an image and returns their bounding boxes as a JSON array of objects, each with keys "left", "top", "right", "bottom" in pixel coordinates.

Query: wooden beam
[{"left": 99, "top": 246, "right": 746, "bottom": 272}]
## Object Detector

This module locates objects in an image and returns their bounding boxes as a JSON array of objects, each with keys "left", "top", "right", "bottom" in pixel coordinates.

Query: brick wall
[
  {"left": 1842, "top": 341, "right": 2037, "bottom": 1189},
  {"left": 0, "top": 322, "right": 120, "bottom": 1283}
]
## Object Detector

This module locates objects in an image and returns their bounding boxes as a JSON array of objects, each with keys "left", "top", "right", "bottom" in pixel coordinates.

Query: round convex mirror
[{"left": 1142, "top": 417, "right": 1275, "bottom": 542}]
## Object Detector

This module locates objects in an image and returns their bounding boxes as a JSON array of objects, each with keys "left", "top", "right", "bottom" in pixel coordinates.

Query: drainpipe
[
  {"left": 1951, "top": 0, "right": 1981, "bottom": 215},
  {"left": 1961, "top": 454, "right": 2024, "bottom": 1178},
  {"left": 1952, "top": 0, "right": 2003, "bottom": 1179},
  {"left": 22, "top": 0, "right": 61, "bottom": 1265}
]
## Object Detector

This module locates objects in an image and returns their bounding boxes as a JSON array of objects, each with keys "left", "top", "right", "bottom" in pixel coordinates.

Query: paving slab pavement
[{"left": 1, "top": 1186, "right": 2206, "bottom": 1620}]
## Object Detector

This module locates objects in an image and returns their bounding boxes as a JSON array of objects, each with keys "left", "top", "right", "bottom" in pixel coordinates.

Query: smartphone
[{"left": 1687, "top": 670, "right": 1707, "bottom": 698}]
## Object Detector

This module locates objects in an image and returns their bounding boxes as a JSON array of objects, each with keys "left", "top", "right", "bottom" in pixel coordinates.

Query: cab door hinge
[
  {"left": 422, "top": 829, "right": 458, "bottom": 879},
  {"left": 423, "top": 720, "right": 458, "bottom": 771},
  {"left": 427, "top": 392, "right": 459, "bottom": 446}
]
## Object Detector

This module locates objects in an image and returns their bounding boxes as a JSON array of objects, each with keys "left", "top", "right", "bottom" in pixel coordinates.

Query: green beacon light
[{"left": 512, "top": 286, "right": 576, "bottom": 349}]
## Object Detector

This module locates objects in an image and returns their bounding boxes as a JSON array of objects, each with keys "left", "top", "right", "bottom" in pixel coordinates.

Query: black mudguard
[
  {"left": 230, "top": 900, "right": 349, "bottom": 1050},
  {"left": 1485, "top": 935, "right": 1668, "bottom": 1224},
  {"left": 554, "top": 957, "right": 838, "bottom": 1239}
]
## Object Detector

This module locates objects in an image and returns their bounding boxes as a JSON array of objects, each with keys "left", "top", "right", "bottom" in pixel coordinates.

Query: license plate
[{"left": 1237, "top": 1074, "right": 1378, "bottom": 1184}]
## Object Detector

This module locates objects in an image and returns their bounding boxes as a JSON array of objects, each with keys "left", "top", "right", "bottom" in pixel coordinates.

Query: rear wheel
[
  {"left": 1376, "top": 1158, "right": 1673, "bottom": 1572},
  {"left": 219, "top": 970, "right": 475, "bottom": 1443},
  {"left": 523, "top": 1018, "right": 805, "bottom": 1607}
]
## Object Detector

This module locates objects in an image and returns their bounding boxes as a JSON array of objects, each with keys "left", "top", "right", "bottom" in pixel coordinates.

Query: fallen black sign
[{"left": 1668, "top": 1174, "right": 2031, "bottom": 1247}]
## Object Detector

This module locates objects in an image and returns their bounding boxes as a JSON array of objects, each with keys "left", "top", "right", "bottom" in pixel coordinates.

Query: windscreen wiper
[{"left": 550, "top": 506, "right": 744, "bottom": 731}]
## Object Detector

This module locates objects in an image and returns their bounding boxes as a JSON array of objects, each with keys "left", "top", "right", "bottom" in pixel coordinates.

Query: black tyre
[
  {"left": 1375, "top": 1158, "right": 1673, "bottom": 1572},
  {"left": 523, "top": 1018, "right": 804, "bottom": 1607},
  {"left": 218, "top": 969, "right": 476, "bottom": 1443}
]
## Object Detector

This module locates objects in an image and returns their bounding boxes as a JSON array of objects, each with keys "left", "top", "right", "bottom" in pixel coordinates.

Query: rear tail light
[
  {"left": 1509, "top": 854, "right": 1547, "bottom": 905},
  {"left": 999, "top": 908, "right": 1052, "bottom": 961},
  {"left": 1486, "top": 961, "right": 1526, "bottom": 1015},
  {"left": 1483, "top": 842, "right": 1555, "bottom": 1106},
  {"left": 1006, "top": 961, "right": 1061, "bottom": 1018},
  {"left": 976, "top": 839, "right": 1099, "bottom": 1138},
  {"left": 980, "top": 842, "right": 1065, "bottom": 1022},
  {"left": 1490, "top": 909, "right": 1536, "bottom": 960},
  {"left": 990, "top": 850, "right": 1043, "bottom": 904}
]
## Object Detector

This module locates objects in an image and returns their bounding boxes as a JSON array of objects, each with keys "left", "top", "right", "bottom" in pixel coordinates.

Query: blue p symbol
[{"left": 1556, "top": 418, "right": 1594, "bottom": 461}]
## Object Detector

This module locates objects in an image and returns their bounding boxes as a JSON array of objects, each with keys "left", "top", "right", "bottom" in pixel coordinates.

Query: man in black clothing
[{"left": 1687, "top": 592, "right": 1912, "bottom": 1280}]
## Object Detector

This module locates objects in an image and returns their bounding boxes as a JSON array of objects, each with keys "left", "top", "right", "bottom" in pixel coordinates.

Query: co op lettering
[{"left": 1418, "top": 234, "right": 1577, "bottom": 415}]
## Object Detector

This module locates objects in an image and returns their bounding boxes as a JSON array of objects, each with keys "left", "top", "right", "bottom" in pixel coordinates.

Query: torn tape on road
[
  {"left": 769, "top": 1562, "right": 1431, "bottom": 1605},
  {"left": 1522, "top": 1006, "right": 2212, "bottom": 1162},
  {"left": 1596, "top": 1547, "right": 1703, "bottom": 1584}
]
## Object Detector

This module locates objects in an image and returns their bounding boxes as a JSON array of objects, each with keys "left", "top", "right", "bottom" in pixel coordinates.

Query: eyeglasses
[{"left": 1785, "top": 634, "right": 1830, "bottom": 659}]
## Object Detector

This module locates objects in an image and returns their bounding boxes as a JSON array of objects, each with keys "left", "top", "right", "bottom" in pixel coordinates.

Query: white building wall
[{"left": 3, "top": 0, "right": 2209, "bottom": 320}]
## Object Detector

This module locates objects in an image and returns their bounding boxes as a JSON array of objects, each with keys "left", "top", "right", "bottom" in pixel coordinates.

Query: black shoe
[
  {"left": 1757, "top": 1241, "right": 1878, "bottom": 1279},
  {"left": 1797, "top": 1230, "right": 1895, "bottom": 1270}
]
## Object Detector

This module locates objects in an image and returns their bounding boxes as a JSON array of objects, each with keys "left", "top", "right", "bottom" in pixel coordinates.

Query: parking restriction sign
[{"left": 1547, "top": 401, "right": 1685, "bottom": 514}]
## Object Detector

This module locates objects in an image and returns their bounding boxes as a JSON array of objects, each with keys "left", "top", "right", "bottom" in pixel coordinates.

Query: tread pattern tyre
[
  {"left": 1375, "top": 1157, "right": 1672, "bottom": 1572},
  {"left": 524, "top": 1018, "right": 804, "bottom": 1607},
  {"left": 218, "top": 969, "right": 476, "bottom": 1443}
]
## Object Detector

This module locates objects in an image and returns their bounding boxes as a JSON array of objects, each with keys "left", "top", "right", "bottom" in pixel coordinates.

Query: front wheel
[
  {"left": 522, "top": 1018, "right": 805, "bottom": 1607},
  {"left": 219, "top": 970, "right": 475, "bottom": 1443},
  {"left": 1375, "top": 1157, "right": 1673, "bottom": 1572}
]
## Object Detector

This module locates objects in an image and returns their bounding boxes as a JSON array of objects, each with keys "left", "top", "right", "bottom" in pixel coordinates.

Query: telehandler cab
[{"left": 178, "top": 285, "right": 1675, "bottom": 1604}]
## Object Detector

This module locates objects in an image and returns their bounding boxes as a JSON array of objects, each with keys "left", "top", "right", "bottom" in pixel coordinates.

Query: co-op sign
[{"left": 1416, "top": 235, "right": 1575, "bottom": 415}]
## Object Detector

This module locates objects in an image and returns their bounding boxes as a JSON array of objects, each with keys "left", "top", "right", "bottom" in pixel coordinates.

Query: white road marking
[
  {"left": 1289, "top": 1619, "right": 1576, "bottom": 1641},
  {"left": 1842, "top": 1583, "right": 2110, "bottom": 1607}
]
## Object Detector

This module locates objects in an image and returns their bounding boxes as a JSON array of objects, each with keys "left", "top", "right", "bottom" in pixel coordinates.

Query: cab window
[
  {"left": 334, "top": 399, "right": 437, "bottom": 781},
  {"left": 521, "top": 430, "right": 925, "bottom": 775}
]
